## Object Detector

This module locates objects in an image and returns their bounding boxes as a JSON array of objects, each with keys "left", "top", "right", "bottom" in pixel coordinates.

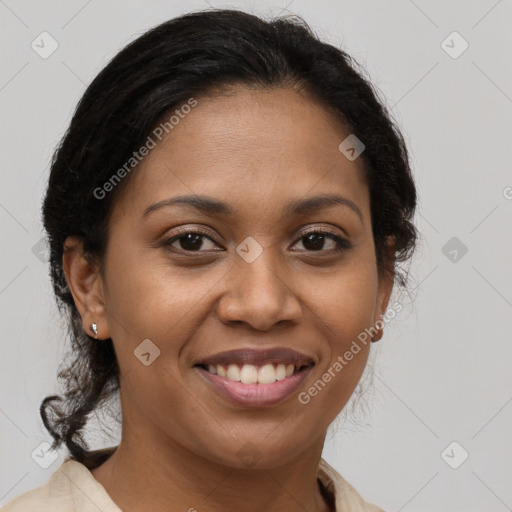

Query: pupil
[
  {"left": 303, "top": 233, "right": 324, "bottom": 251},
  {"left": 181, "top": 234, "right": 203, "bottom": 251}
]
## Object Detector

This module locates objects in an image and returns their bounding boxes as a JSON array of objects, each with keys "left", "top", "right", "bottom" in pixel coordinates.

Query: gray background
[{"left": 1, "top": 1, "right": 511, "bottom": 511}]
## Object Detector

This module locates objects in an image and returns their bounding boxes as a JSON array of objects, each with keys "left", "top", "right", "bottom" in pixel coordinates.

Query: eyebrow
[{"left": 142, "top": 193, "right": 363, "bottom": 223}]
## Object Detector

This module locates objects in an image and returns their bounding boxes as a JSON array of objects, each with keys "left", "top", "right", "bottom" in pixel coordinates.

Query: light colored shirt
[{"left": 1, "top": 452, "right": 384, "bottom": 512}]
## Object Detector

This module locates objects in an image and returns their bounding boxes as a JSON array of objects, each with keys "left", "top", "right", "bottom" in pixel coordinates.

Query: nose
[{"left": 216, "top": 251, "right": 303, "bottom": 331}]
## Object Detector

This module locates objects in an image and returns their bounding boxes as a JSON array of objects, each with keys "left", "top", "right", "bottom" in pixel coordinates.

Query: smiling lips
[
  {"left": 208, "top": 362, "right": 296, "bottom": 384},
  {"left": 194, "top": 347, "right": 315, "bottom": 406}
]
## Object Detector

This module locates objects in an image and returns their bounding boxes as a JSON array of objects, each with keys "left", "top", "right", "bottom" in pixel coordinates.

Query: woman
[{"left": 2, "top": 8, "right": 417, "bottom": 512}]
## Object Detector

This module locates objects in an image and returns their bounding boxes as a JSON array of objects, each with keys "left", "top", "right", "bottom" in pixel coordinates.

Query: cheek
[
  {"left": 103, "top": 243, "right": 219, "bottom": 339},
  {"left": 305, "top": 258, "right": 378, "bottom": 392},
  {"left": 285, "top": 283, "right": 376, "bottom": 436},
  {"left": 312, "top": 260, "right": 379, "bottom": 342},
  {"left": 102, "top": 249, "right": 216, "bottom": 436}
]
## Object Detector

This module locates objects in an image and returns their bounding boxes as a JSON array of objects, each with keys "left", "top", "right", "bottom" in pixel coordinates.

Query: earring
[{"left": 90, "top": 322, "right": 98, "bottom": 339}]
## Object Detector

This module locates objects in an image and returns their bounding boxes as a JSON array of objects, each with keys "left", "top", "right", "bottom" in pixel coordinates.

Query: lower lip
[{"left": 195, "top": 366, "right": 313, "bottom": 407}]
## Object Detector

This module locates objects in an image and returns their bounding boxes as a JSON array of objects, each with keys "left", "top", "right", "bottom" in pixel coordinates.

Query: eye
[
  {"left": 292, "top": 228, "right": 352, "bottom": 253},
  {"left": 161, "top": 227, "right": 352, "bottom": 255},
  {"left": 161, "top": 228, "right": 221, "bottom": 253}
]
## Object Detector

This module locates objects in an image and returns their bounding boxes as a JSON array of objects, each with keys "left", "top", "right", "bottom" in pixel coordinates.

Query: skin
[{"left": 63, "top": 86, "right": 394, "bottom": 512}]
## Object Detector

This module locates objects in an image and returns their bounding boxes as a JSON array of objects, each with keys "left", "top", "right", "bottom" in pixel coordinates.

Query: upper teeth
[{"left": 207, "top": 363, "right": 296, "bottom": 384}]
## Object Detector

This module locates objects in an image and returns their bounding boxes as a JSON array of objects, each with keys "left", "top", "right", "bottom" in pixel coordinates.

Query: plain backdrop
[{"left": 1, "top": 1, "right": 511, "bottom": 511}]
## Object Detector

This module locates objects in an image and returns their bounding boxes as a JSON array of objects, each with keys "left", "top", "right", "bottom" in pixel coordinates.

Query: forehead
[{"left": 113, "top": 86, "right": 369, "bottom": 222}]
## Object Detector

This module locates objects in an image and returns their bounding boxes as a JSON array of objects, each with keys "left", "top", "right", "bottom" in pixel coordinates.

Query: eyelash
[{"left": 161, "top": 227, "right": 352, "bottom": 254}]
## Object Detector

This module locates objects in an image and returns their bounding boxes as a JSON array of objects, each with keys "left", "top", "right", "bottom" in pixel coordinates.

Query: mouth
[
  {"left": 193, "top": 347, "right": 315, "bottom": 407},
  {"left": 195, "top": 362, "right": 312, "bottom": 384}
]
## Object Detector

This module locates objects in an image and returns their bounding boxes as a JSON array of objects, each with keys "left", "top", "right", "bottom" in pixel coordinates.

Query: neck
[{"left": 91, "top": 423, "right": 332, "bottom": 512}]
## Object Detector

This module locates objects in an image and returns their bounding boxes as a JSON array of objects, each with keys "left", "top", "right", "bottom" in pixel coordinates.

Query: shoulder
[
  {"left": 1, "top": 455, "right": 120, "bottom": 512},
  {"left": 1, "top": 459, "right": 76, "bottom": 511},
  {"left": 318, "top": 458, "right": 386, "bottom": 512}
]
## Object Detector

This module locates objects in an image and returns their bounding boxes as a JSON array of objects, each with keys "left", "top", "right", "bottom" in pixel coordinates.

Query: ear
[
  {"left": 62, "top": 236, "right": 110, "bottom": 340},
  {"left": 372, "top": 236, "right": 396, "bottom": 342}
]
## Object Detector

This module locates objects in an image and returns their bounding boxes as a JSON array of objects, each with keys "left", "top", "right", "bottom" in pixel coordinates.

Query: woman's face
[{"left": 80, "top": 86, "right": 393, "bottom": 468}]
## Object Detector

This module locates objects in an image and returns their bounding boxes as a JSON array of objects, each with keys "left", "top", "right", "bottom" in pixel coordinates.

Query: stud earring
[{"left": 90, "top": 322, "right": 98, "bottom": 339}]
